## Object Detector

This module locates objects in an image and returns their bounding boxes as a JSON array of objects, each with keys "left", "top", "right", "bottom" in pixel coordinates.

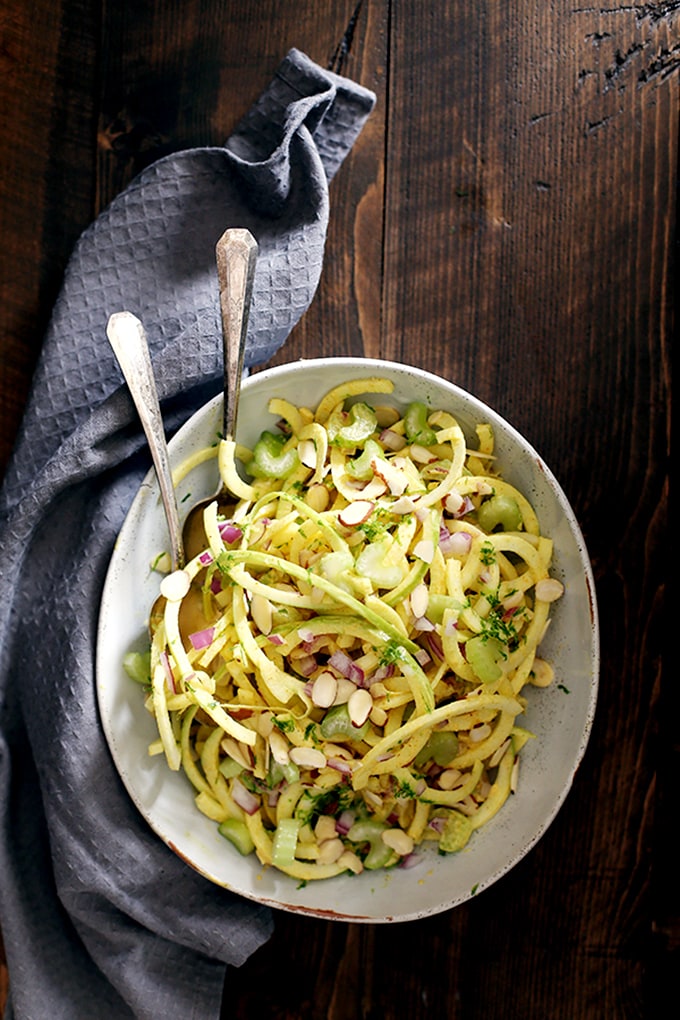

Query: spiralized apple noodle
[{"left": 137, "top": 377, "right": 564, "bottom": 881}]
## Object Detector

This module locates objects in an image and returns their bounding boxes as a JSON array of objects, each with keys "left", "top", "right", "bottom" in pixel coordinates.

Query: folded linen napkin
[{"left": 0, "top": 48, "right": 375, "bottom": 1019}]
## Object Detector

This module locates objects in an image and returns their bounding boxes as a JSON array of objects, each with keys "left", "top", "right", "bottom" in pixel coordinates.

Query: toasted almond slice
[
  {"left": 332, "top": 677, "right": 357, "bottom": 705},
  {"left": 268, "top": 729, "right": 290, "bottom": 765},
  {"left": 409, "top": 444, "right": 437, "bottom": 464},
  {"left": 298, "top": 438, "right": 317, "bottom": 468},
  {"left": 347, "top": 688, "right": 373, "bottom": 728},
  {"left": 311, "top": 670, "right": 338, "bottom": 708},
  {"left": 443, "top": 489, "right": 464, "bottom": 514},
  {"left": 221, "top": 736, "right": 252, "bottom": 770},
  {"left": 410, "top": 582, "right": 429, "bottom": 619},
  {"left": 381, "top": 829, "right": 415, "bottom": 856},
  {"left": 535, "top": 578, "right": 565, "bottom": 603},
  {"left": 250, "top": 593, "right": 273, "bottom": 634},
  {"left": 413, "top": 538, "right": 435, "bottom": 563},
  {"left": 390, "top": 495, "right": 418, "bottom": 514},
  {"left": 317, "top": 837, "right": 345, "bottom": 864},
  {"left": 289, "top": 746, "right": 327, "bottom": 769},
  {"left": 338, "top": 499, "right": 375, "bottom": 527},
  {"left": 372, "top": 458, "right": 409, "bottom": 496},
  {"left": 305, "top": 483, "right": 330, "bottom": 512}
]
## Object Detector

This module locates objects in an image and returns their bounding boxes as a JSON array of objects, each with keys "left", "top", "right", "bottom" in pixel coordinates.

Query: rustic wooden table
[{"left": 1, "top": 2, "right": 675, "bottom": 1017}]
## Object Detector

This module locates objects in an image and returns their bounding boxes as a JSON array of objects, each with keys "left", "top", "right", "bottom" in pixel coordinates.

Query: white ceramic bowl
[{"left": 97, "top": 357, "right": 599, "bottom": 921}]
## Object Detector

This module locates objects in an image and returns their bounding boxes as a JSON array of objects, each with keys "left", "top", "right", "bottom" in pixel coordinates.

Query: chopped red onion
[
  {"left": 160, "top": 651, "right": 176, "bottom": 694},
  {"left": 379, "top": 428, "right": 406, "bottom": 451},
  {"left": 439, "top": 526, "right": 472, "bottom": 557},
  {"left": 328, "top": 757, "right": 353, "bottom": 775},
  {"left": 198, "top": 550, "right": 214, "bottom": 565},
  {"left": 336, "top": 809, "right": 356, "bottom": 834},
  {"left": 415, "top": 648, "right": 431, "bottom": 667},
  {"left": 399, "top": 852, "right": 422, "bottom": 869},
  {"left": 231, "top": 778, "right": 260, "bottom": 815},
  {"left": 451, "top": 495, "right": 475, "bottom": 519},
  {"left": 267, "top": 633, "right": 285, "bottom": 646},
  {"left": 210, "top": 574, "right": 222, "bottom": 594},
  {"left": 188, "top": 626, "right": 215, "bottom": 650},
  {"left": 426, "top": 631, "right": 444, "bottom": 661},
  {"left": 296, "top": 654, "right": 318, "bottom": 677},
  {"left": 328, "top": 649, "right": 353, "bottom": 677},
  {"left": 218, "top": 521, "right": 242, "bottom": 544},
  {"left": 371, "top": 663, "right": 396, "bottom": 682}
]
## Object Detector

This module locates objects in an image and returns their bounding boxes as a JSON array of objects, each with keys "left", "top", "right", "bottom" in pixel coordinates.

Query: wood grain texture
[{"left": 0, "top": 1, "right": 675, "bottom": 1017}]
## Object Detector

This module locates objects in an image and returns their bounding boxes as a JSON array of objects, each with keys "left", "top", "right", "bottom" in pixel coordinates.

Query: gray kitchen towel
[{"left": 0, "top": 48, "right": 375, "bottom": 1020}]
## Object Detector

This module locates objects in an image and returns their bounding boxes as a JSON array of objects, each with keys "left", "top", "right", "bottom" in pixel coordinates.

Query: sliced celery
[
  {"left": 272, "top": 817, "right": 301, "bottom": 868},
  {"left": 218, "top": 818, "right": 255, "bottom": 856}
]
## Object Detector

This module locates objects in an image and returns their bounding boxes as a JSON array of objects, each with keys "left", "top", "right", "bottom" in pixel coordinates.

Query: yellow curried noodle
[{"left": 140, "top": 378, "right": 564, "bottom": 880}]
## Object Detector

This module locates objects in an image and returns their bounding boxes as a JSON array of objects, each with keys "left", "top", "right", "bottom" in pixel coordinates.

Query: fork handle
[{"left": 215, "top": 228, "right": 259, "bottom": 442}]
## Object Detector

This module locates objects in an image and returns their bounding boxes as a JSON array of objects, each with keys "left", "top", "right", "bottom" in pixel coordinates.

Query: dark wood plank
[
  {"left": 225, "top": 4, "right": 677, "bottom": 1017},
  {"left": 0, "top": 0, "right": 99, "bottom": 478}
]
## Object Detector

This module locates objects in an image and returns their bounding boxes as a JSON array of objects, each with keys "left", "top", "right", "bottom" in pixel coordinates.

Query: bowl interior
[{"left": 96, "top": 357, "right": 599, "bottom": 921}]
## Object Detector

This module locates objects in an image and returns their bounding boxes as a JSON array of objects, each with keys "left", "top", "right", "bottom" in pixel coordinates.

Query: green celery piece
[
  {"left": 123, "top": 650, "right": 151, "bottom": 685},
  {"left": 272, "top": 817, "right": 301, "bottom": 868},
  {"left": 438, "top": 811, "right": 473, "bottom": 853},
  {"left": 346, "top": 438, "right": 385, "bottom": 479},
  {"left": 268, "top": 758, "right": 300, "bottom": 787},
  {"left": 249, "top": 431, "right": 300, "bottom": 479},
  {"left": 320, "top": 703, "right": 370, "bottom": 742},
  {"left": 218, "top": 818, "right": 255, "bottom": 856},
  {"left": 218, "top": 757, "right": 243, "bottom": 779},
  {"left": 329, "top": 402, "right": 378, "bottom": 449},
  {"left": 404, "top": 401, "right": 437, "bottom": 445},
  {"left": 477, "top": 494, "right": 522, "bottom": 532},
  {"left": 347, "top": 818, "right": 394, "bottom": 870},
  {"left": 414, "top": 730, "right": 459, "bottom": 768},
  {"left": 466, "top": 634, "right": 506, "bottom": 683}
]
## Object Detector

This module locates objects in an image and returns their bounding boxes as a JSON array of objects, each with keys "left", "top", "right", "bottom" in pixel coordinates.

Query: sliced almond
[
  {"left": 268, "top": 729, "right": 290, "bottom": 765},
  {"left": 338, "top": 500, "right": 375, "bottom": 527},
  {"left": 438, "top": 768, "right": 464, "bottom": 791},
  {"left": 304, "top": 483, "right": 330, "bottom": 512},
  {"left": 409, "top": 582, "right": 429, "bottom": 619},
  {"left": 381, "top": 828, "right": 414, "bottom": 856},
  {"left": 298, "top": 438, "right": 317, "bottom": 468},
  {"left": 529, "top": 657, "right": 555, "bottom": 687},
  {"left": 333, "top": 677, "right": 357, "bottom": 705},
  {"left": 535, "top": 578, "right": 565, "bottom": 603},
  {"left": 311, "top": 670, "right": 338, "bottom": 708},
  {"left": 390, "top": 495, "right": 418, "bottom": 515},
  {"left": 250, "top": 593, "right": 273, "bottom": 634},
  {"left": 221, "top": 736, "right": 252, "bottom": 771},
  {"left": 443, "top": 490, "right": 464, "bottom": 514},
  {"left": 409, "top": 444, "right": 437, "bottom": 464},
  {"left": 289, "top": 746, "right": 327, "bottom": 770},
  {"left": 413, "top": 538, "right": 435, "bottom": 564},
  {"left": 347, "top": 688, "right": 373, "bottom": 728},
  {"left": 372, "top": 458, "right": 409, "bottom": 496}
]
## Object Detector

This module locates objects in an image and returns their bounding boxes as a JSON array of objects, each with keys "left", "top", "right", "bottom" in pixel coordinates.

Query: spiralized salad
[{"left": 126, "top": 377, "right": 564, "bottom": 882}]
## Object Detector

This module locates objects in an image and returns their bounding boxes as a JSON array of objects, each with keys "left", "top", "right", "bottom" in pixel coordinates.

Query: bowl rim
[{"left": 97, "top": 356, "right": 600, "bottom": 921}]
